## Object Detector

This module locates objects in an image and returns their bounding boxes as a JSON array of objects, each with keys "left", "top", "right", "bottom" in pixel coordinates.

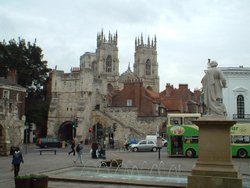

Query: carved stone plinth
[{"left": 187, "top": 118, "right": 242, "bottom": 188}]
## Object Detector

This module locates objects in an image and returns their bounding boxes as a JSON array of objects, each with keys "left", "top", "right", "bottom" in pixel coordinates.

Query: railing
[{"left": 233, "top": 114, "right": 250, "bottom": 120}]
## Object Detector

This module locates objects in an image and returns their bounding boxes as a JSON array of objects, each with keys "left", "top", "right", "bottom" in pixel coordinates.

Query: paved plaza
[{"left": 1, "top": 144, "right": 250, "bottom": 188}]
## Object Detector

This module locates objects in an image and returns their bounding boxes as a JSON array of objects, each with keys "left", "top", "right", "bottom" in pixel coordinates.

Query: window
[
  {"left": 184, "top": 117, "right": 198, "bottom": 125},
  {"left": 16, "top": 93, "right": 19, "bottom": 102},
  {"left": 184, "top": 136, "right": 199, "bottom": 144},
  {"left": 145, "top": 59, "right": 151, "bottom": 75},
  {"left": 237, "top": 95, "right": 244, "bottom": 119},
  {"left": 232, "top": 135, "right": 250, "bottom": 143},
  {"left": 127, "top": 99, "right": 132, "bottom": 106},
  {"left": 148, "top": 140, "right": 155, "bottom": 144},
  {"left": 140, "top": 141, "right": 146, "bottom": 145},
  {"left": 3, "top": 90, "right": 10, "bottom": 99},
  {"left": 106, "top": 55, "right": 112, "bottom": 72},
  {"left": 170, "top": 117, "right": 182, "bottom": 125}
]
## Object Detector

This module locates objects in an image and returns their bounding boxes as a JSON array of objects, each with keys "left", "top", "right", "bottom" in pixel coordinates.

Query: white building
[{"left": 221, "top": 66, "right": 250, "bottom": 121}]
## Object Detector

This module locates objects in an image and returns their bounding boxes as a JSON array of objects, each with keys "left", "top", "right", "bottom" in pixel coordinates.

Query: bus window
[
  {"left": 232, "top": 135, "right": 250, "bottom": 143},
  {"left": 184, "top": 136, "right": 199, "bottom": 144},
  {"left": 170, "top": 117, "right": 182, "bottom": 125},
  {"left": 184, "top": 117, "right": 198, "bottom": 125}
]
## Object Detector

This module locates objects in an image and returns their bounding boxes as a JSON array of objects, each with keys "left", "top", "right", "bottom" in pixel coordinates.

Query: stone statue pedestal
[{"left": 187, "top": 118, "right": 242, "bottom": 188}]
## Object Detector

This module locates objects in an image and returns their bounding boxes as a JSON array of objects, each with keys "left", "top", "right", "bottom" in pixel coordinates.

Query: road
[{"left": 1, "top": 144, "right": 250, "bottom": 188}]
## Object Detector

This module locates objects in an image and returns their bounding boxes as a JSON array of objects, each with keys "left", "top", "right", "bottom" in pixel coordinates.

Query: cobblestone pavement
[{"left": 1, "top": 144, "right": 250, "bottom": 188}]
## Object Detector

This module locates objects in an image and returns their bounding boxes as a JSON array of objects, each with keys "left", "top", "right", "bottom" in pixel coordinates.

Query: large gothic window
[
  {"left": 91, "top": 61, "right": 97, "bottom": 73},
  {"left": 146, "top": 59, "right": 151, "bottom": 75},
  {"left": 237, "top": 95, "right": 244, "bottom": 119},
  {"left": 106, "top": 55, "right": 112, "bottom": 72}
]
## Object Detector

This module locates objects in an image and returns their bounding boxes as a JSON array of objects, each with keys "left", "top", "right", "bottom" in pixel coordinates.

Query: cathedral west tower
[
  {"left": 133, "top": 34, "right": 159, "bottom": 92},
  {"left": 96, "top": 30, "right": 119, "bottom": 89}
]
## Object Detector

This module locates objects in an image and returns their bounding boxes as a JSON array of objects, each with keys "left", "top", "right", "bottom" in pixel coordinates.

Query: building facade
[
  {"left": 159, "top": 83, "right": 202, "bottom": 114},
  {"left": 0, "top": 70, "right": 26, "bottom": 155},
  {"left": 47, "top": 30, "right": 161, "bottom": 143},
  {"left": 221, "top": 66, "right": 250, "bottom": 121}
]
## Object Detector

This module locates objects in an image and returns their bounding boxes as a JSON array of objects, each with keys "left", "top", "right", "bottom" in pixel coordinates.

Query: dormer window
[{"left": 127, "top": 99, "right": 132, "bottom": 106}]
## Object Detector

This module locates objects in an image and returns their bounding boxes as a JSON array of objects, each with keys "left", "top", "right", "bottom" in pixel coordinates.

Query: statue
[{"left": 201, "top": 59, "right": 227, "bottom": 117}]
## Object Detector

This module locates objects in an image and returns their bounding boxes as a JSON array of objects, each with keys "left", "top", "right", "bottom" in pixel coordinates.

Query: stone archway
[
  {"left": 90, "top": 122, "right": 103, "bottom": 143},
  {"left": 58, "top": 121, "right": 74, "bottom": 141}
]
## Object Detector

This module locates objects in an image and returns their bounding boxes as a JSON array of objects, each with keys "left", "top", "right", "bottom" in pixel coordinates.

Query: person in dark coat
[
  {"left": 68, "top": 139, "right": 76, "bottom": 156},
  {"left": 91, "top": 141, "right": 98, "bottom": 159},
  {"left": 12, "top": 147, "right": 24, "bottom": 177}
]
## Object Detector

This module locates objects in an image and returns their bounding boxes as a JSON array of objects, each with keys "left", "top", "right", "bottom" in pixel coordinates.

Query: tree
[
  {"left": 0, "top": 38, "right": 50, "bottom": 88},
  {"left": 0, "top": 38, "right": 51, "bottom": 137}
]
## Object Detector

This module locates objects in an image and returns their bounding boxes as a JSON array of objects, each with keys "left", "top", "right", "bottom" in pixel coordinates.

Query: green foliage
[
  {"left": 30, "top": 174, "right": 48, "bottom": 179},
  {"left": 0, "top": 38, "right": 51, "bottom": 136},
  {"left": 26, "top": 97, "right": 50, "bottom": 137},
  {"left": 0, "top": 38, "right": 50, "bottom": 88},
  {"left": 15, "top": 175, "right": 31, "bottom": 179}
]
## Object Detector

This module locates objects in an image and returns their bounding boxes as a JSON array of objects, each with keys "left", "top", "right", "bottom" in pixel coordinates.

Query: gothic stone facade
[{"left": 47, "top": 30, "right": 161, "bottom": 143}]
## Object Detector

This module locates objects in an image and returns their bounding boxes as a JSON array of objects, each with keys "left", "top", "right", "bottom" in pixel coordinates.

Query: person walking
[
  {"left": 91, "top": 141, "right": 98, "bottom": 159},
  {"left": 11, "top": 147, "right": 24, "bottom": 177},
  {"left": 123, "top": 138, "right": 130, "bottom": 151},
  {"left": 74, "top": 141, "right": 84, "bottom": 164},
  {"left": 68, "top": 139, "right": 76, "bottom": 156}
]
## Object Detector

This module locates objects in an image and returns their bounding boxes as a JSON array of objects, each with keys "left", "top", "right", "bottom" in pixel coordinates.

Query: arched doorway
[
  {"left": 58, "top": 121, "right": 74, "bottom": 141},
  {"left": 92, "top": 122, "right": 104, "bottom": 143}
]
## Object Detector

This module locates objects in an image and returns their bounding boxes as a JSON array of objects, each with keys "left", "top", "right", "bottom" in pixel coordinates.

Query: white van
[{"left": 146, "top": 135, "right": 168, "bottom": 147}]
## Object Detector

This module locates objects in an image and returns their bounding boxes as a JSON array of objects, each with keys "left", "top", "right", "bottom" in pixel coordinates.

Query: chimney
[{"left": 7, "top": 69, "right": 18, "bottom": 84}]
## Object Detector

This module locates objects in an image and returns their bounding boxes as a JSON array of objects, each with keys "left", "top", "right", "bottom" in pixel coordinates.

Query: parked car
[
  {"left": 146, "top": 135, "right": 168, "bottom": 147},
  {"left": 36, "top": 138, "right": 62, "bottom": 148},
  {"left": 129, "top": 140, "right": 158, "bottom": 152}
]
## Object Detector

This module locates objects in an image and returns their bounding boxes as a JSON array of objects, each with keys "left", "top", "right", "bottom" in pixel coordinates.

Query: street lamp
[
  {"left": 157, "top": 136, "right": 162, "bottom": 160},
  {"left": 72, "top": 117, "right": 78, "bottom": 139},
  {"left": 25, "top": 121, "right": 29, "bottom": 154}
]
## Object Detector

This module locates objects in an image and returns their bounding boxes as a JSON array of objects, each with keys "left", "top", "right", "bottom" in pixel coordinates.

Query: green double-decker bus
[{"left": 167, "top": 113, "right": 250, "bottom": 158}]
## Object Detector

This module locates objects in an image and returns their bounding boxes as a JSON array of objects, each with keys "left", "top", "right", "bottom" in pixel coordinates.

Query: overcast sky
[{"left": 1, "top": 0, "right": 250, "bottom": 91}]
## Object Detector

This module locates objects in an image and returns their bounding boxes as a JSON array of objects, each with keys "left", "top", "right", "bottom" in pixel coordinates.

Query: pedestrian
[
  {"left": 68, "top": 139, "right": 76, "bottom": 156},
  {"left": 123, "top": 138, "right": 130, "bottom": 150},
  {"left": 91, "top": 141, "right": 98, "bottom": 159},
  {"left": 11, "top": 147, "right": 24, "bottom": 177},
  {"left": 74, "top": 141, "right": 84, "bottom": 164},
  {"left": 97, "top": 143, "right": 102, "bottom": 158},
  {"left": 109, "top": 138, "right": 114, "bottom": 149}
]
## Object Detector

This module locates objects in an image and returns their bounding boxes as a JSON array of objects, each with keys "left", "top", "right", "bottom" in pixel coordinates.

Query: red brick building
[
  {"left": 109, "top": 81, "right": 202, "bottom": 117},
  {"left": 159, "top": 83, "right": 202, "bottom": 113},
  {"left": 109, "top": 81, "right": 160, "bottom": 117}
]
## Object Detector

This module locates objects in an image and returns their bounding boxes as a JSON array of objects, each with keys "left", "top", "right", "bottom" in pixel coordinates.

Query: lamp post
[
  {"left": 72, "top": 117, "right": 78, "bottom": 139},
  {"left": 25, "top": 121, "right": 29, "bottom": 154},
  {"left": 157, "top": 136, "right": 162, "bottom": 160},
  {"left": 101, "top": 127, "right": 107, "bottom": 159}
]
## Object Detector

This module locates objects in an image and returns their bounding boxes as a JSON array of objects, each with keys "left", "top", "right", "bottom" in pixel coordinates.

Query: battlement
[
  {"left": 97, "top": 29, "right": 118, "bottom": 47},
  {"left": 135, "top": 34, "right": 157, "bottom": 50}
]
